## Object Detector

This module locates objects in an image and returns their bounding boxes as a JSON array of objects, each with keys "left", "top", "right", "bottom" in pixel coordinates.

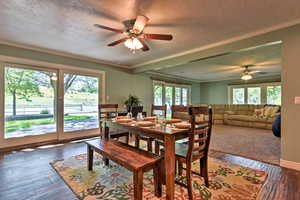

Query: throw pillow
[
  {"left": 263, "top": 106, "right": 273, "bottom": 117},
  {"left": 254, "top": 108, "right": 264, "bottom": 118},
  {"left": 270, "top": 106, "right": 280, "bottom": 117}
]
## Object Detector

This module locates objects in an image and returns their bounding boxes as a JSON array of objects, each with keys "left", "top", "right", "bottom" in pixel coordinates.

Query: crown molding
[
  {"left": 132, "top": 18, "right": 300, "bottom": 68},
  {"left": 146, "top": 71, "right": 201, "bottom": 83},
  {"left": 0, "top": 40, "right": 131, "bottom": 69}
]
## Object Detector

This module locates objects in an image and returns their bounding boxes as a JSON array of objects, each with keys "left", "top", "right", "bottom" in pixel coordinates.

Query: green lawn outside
[{"left": 5, "top": 115, "right": 93, "bottom": 133}]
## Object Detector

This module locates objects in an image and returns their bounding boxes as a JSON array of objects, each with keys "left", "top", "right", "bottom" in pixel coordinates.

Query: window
[
  {"left": 153, "top": 81, "right": 191, "bottom": 116},
  {"left": 229, "top": 83, "right": 281, "bottom": 105},
  {"left": 153, "top": 85, "right": 163, "bottom": 105},
  {"left": 182, "top": 88, "right": 188, "bottom": 106},
  {"left": 247, "top": 87, "right": 261, "bottom": 104},
  {"left": 232, "top": 88, "right": 245, "bottom": 104},
  {"left": 175, "top": 87, "right": 182, "bottom": 105}
]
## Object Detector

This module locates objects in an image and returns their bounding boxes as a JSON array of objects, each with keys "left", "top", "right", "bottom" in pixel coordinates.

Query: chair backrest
[
  {"left": 131, "top": 106, "right": 143, "bottom": 118},
  {"left": 151, "top": 104, "right": 167, "bottom": 117},
  {"left": 98, "top": 104, "right": 119, "bottom": 134},
  {"left": 186, "top": 106, "right": 213, "bottom": 162},
  {"left": 98, "top": 104, "right": 118, "bottom": 120},
  {"left": 171, "top": 105, "right": 191, "bottom": 120}
]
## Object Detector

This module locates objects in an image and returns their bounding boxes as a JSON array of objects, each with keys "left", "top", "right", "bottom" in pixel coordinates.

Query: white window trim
[
  {"left": 152, "top": 80, "right": 192, "bottom": 106},
  {"left": 228, "top": 82, "right": 281, "bottom": 105}
]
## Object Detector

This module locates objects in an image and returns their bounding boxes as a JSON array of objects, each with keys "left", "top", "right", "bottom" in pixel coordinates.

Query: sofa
[{"left": 211, "top": 104, "right": 280, "bottom": 129}]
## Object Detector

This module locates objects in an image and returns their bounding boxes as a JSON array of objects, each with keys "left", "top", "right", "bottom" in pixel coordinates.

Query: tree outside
[{"left": 4, "top": 66, "right": 99, "bottom": 138}]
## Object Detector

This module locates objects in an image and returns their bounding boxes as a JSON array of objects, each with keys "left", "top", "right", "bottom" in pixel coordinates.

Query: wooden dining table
[{"left": 102, "top": 119, "right": 190, "bottom": 200}]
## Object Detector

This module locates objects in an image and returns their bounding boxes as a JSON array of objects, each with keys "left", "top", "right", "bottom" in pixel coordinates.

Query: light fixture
[
  {"left": 241, "top": 65, "right": 253, "bottom": 80},
  {"left": 241, "top": 72, "right": 253, "bottom": 80},
  {"left": 124, "top": 37, "right": 143, "bottom": 51}
]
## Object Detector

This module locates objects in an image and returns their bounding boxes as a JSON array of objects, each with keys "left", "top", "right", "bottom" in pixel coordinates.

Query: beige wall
[{"left": 281, "top": 25, "right": 300, "bottom": 163}]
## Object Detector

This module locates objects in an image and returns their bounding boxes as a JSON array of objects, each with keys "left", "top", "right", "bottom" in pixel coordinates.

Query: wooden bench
[{"left": 85, "top": 139, "right": 162, "bottom": 200}]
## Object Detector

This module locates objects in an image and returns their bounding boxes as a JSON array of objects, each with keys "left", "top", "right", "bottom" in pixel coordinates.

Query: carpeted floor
[{"left": 210, "top": 125, "right": 280, "bottom": 165}]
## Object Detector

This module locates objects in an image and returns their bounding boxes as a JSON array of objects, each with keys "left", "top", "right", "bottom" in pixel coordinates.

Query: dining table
[{"left": 102, "top": 118, "right": 190, "bottom": 200}]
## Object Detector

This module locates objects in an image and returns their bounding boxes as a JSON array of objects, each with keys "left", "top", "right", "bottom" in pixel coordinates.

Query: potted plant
[{"left": 124, "top": 95, "right": 141, "bottom": 112}]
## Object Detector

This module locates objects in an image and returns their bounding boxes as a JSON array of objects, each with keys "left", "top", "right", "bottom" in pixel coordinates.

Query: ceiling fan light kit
[
  {"left": 241, "top": 65, "right": 253, "bottom": 80},
  {"left": 241, "top": 73, "right": 253, "bottom": 80},
  {"left": 124, "top": 37, "right": 143, "bottom": 52},
  {"left": 94, "top": 15, "right": 173, "bottom": 53}
]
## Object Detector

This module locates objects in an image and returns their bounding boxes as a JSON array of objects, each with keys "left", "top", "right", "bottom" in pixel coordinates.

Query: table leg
[
  {"left": 87, "top": 145, "right": 94, "bottom": 171},
  {"left": 103, "top": 123, "right": 109, "bottom": 166},
  {"left": 164, "top": 135, "right": 175, "bottom": 200}
]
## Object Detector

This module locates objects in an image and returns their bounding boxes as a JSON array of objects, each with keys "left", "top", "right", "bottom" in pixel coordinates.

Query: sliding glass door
[
  {"left": 4, "top": 66, "right": 57, "bottom": 139},
  {"left": 0, "top": 63, "right": 104, "bottom": 148},
  {"left": 63, "top": 73, "right": 99, "bottom": 133}
]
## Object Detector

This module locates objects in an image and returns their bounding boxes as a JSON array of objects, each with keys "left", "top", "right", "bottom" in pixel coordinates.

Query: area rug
[
  {"left": 51, "top": 153, "right": 268, "bottom": 200},
  {"left": 210, "top": 125, "right": 280, "bottom": 165}
]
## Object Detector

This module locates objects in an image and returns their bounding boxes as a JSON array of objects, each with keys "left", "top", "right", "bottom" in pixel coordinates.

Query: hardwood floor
[{"left": 0, "top": 140, "right": 299, "bottom": 200}]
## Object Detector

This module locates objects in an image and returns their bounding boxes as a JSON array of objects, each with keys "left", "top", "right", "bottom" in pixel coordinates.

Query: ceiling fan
[
  {"left": 241, "top": 65, "right": 268, "bottom": 80},
  {"left": 94, "top": 15, "right": 173, "bottom": 52}
]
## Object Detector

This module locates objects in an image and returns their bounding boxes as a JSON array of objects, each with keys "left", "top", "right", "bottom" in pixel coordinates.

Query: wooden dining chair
[
  {"left": 173, "top": 106, "right": 212, "bottom": 200},
  {"left": 151, "top": 104, "right": 167, "bottom": 117},
  {"left": 99, "top": 104, "right": 129, "bottom": 144},
  {"left": 135, "top": 104, "right": 167, "bottom": 152},
  {"left": 154, "top": 105, "right": 190, "bottom": 155},
  {"left": 171, "top": 105, "right": 191, "bottom": 120}
]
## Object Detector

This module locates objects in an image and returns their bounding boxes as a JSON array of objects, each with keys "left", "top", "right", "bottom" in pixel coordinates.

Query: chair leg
[
  {"left": 125, "top": 134, "right": 129, "bottom": 144},
  {"left": 135, "top": 135, "right": 140, "bottom": 149},
  {"left": 155, "top": 141, "right": 160, "bottom": 155},
  {"left": 200, "top": 156, "right": 209, "bottom": 187},
  {"left": 178, "top": 161, "right": 183, "bottom": 176},
  {"left": 186, "top": 163, "right": 193, "bottom": 200},
  {"left": 133, "top": 170, "right": 144, "bottom": 200},
  {"left": 153, "top": 162, "right": 162, "bottom": 197},
  {"left": 147, "top": 138, "right": 153, "bottom": 152},
  {"left": 160, "top": 156, "right": 166, "bottom": 185}
]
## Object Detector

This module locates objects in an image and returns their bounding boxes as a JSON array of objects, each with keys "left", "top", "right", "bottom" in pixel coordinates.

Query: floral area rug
[{"left": 51, "top": 152, "right": 267, "bottom": 200}]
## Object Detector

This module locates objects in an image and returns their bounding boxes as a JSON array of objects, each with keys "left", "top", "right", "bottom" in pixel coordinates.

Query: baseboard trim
[
  {"left": 0, "top": 134, "right": 99, "bottom": 153},
  {"left": 280, "top": 159, "right": 300, "bottom": 171}
]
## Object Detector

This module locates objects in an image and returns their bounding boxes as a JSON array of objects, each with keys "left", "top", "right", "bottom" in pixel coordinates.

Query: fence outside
[{"left": 5, "top": 104, "right": 97, "bottom": 116}]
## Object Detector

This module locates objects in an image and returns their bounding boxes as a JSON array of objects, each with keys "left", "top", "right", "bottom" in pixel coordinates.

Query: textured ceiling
[
  {"left": 0, "top": 0, "right": 299, "bottom": 67},
  {"left": 156, "top": 43, "right": 282, "bottom": 82}
]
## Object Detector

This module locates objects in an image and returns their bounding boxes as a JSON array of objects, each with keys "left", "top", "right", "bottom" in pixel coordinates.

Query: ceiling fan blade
[
  {"left": 137, "top": 38, "right": 150, "bottom": 51},
  {"left": 249, "top": 70, "right": 261, "bottom": 74},
  {"left": 107, "top": 38, "right": 128, "bottom": 46},
  {"left": 94, "top": 24, "right": 123, "bottom": 33},
  {"left": 132, "top": 15, "right": 149, "bottom": 33},
  {"left": 143, "top": 33, "right": 173, "bottom": 40}
]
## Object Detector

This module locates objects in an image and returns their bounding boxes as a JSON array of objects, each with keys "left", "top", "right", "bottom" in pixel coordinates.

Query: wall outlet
[
  {"left": 295, "top": 97, "right": 300, "bottom": 104},
  {"left": 106, "top": 96, "right": 110, "bottom": 101}
]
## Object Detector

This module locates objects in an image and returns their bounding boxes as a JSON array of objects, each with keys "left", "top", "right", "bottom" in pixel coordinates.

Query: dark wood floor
[{"left": 0, "top": 140, "right": 299, "bottom": 200}]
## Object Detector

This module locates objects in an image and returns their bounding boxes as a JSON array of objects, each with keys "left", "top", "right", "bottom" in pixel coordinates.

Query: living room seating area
[{"left": 211, "top": 104, "right": 280, "bottom": 129}]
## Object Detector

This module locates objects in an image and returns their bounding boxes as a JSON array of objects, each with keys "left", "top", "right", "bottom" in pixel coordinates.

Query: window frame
[
  {"left": 0, "top": 57, "right": 105, "bottom": 148},
  {"left": 228, "top": 82, "right": 281, "bottom": 105},
  {"left": 152, "top": 80, "right": 191, "bottom": 106}
]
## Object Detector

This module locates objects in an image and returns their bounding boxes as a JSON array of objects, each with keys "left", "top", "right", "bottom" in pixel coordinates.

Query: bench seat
[{"left": 85, "top": 138, "right": 162, "bottom": 200}]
